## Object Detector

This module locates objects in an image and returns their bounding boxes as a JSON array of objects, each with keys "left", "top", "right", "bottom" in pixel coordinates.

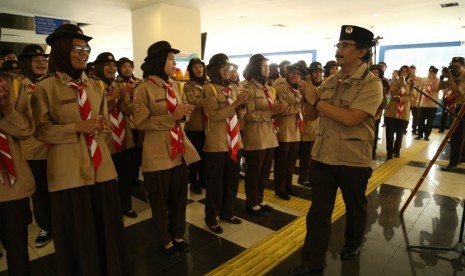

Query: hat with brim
[
  {"left": 339, "top": 25, "right": 374, "bottom": 46},
  {"left": 18, "top": 44, "right": 48, "bottom": 61},
  {"left": 46, "top": 23, "right": 92, "bottom": 46},
  {"left": 451, "top": 57, "right": 465, "bottom": 65},
  {"left": 207, "top": 53, "right": 229, "bottom": 69},
  {"left": 144, "top": 41, "right": 180, "bottom": 62},
  {"left": 1, "top": 60, "right": 21, "bottom": 71},
  {"left": 324, "top": 60, "right": 337, "bottom": 69},
  {"left": 287, "top": 63, "right": 306, "bottom": 74},
  {"left": 94, "top": 52, "right": 116, "bottom": 65},
  {"left": 308, "top": 61, "right": 323, "bottom": 72},
  {"left": 429, "top": 66, "right": 439, "bottom": 74},
  {"left": 188, "top": 57, "right": 205, "bottom": 70}
]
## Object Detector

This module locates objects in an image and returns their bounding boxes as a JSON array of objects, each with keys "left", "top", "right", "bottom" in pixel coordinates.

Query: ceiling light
[
  {"left": 371, "top": 13, "right": 380, "bottom": 17},
  {"left": 440, "top": 2, "right": 460, "bottom": 8}
]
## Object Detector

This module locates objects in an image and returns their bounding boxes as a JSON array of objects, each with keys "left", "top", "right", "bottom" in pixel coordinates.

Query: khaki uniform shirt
[
  {"left": 273, "top": 76, "right": 286, "bottom": 88},
  {"left": 242, "top": 79, "right": 278, "bottom": 151},
  {"left": 20, "top": 77, "right": 48, "bottom": 160},
  {"left": 34, "top": 72, "right": 117, "bottom": 192},
  {"left": 300, "top": 81, "right": 319, "bottom": 142},
  {"left": 275, "top": 82, "right": 302, "bottom": 142},
  {"left": 419, "top": 76, "right": 440, "bottom": 108},
  {"left": 311, "top": 63, "right": 383, "bottom": 167},
  {"left": 408, "top": 77, "right": 423, "bottom": 107},
  {"left": 116, "top": 76, "right": 140, "bottom": 129},
  {"left": 103, "top": 80, "right": 135, "bottom": 154},
  {"left": 0, "top": 73, "right": 35, "bottom": 202},
  {"left": 384, "top": 78, "right": 412, "bottom": 121},
  {"left": 132, "top": 76, "right": 200, "bottom": 172},
  {"left": 184, "top": 81, "right": 205, "bottom": 132},
  {"left": 202, "top": 82, "right": 244, "bottom": 152}
]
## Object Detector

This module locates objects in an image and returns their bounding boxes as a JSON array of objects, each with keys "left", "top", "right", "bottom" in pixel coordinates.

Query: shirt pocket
[{"left": 338, "top": 130, "right": 371, "bottom": 163}]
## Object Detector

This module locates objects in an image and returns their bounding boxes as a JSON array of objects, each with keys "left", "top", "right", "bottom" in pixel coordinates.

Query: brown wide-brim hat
[
  {"left": 18, "top": 44, "right": 48, "bottom": 61},
  {"left": 46, "top": 23, "right": 92, "bottom": 46},
  {"left": 144, "top": 41, "right": 180, "bottom": 62}
]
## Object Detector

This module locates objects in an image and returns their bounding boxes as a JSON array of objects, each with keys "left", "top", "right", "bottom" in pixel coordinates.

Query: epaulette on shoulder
[
  {"left": 87, "top": 74, "right": 101, "bottom": 81},
  {"left": 36, "top": 72, "right": 56, "bottom": 82},
  {"left": 134, "top": 78, "right": 148, "bottom": 88}
]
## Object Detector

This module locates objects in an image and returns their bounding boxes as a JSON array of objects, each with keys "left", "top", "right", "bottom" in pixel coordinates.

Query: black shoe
[
  {"left": 208, "top": 225, "right": 224, "bottom": 234},
  {"left": 276, "top": 191, "right": 291, "bottom": 200},
  {"left": 441, "top": 165, "right": 458, "bottom": 172},
  {"left": 220, "top": 217, "right": 242, "bottom": 224},
  {"left": 161, "top": 246, "right": 179, "bottom": 258},
  {"left": 424, "top": 137, "right": 430, "bottom": 141},
  {"left": 340, "top": 246, "right": 361, "bottom": 261},
  {"left": 124, "top": 209, "right": 138, "bottom": 218},
  {"left": 414, "top": 136, "right": 422, "bottom": 140},
  {"left": 394, "top": 152, "right": 400, "bottom": 158},
  {"left": 386, "top": 154, "right": 393, "bottom": 160},
  {"left": 301, "top": 180, "right": 311, "bottom": 188},
  {"left": 288, "top": 266, "right": 324, "bottom": 276},
  {"left": 259, "top": 204, "right": 275, "bottom": 212},
  {"left": 173, "top": 240, "right": 191, "bottom": 252},
  {"left": 246, "top": 206, "right": 268, "bottom": 216},
  {"left": 190, "top": 186, "right": 203, "bottom": 195},
  {"left": 35, "top": 229, "right": 52, "bottom": 248}
]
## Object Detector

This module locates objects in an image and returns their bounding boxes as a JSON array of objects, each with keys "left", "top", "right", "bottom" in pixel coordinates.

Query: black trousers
[
  {"left": 28, "top": 159, "right": 52, "bottom": 232},
  {"left": 204, "top": 152, "right": 240, "bottom": 226},
  {"left": 274, "top": 141, "right": 299, "bottom": 193},
  {"left": 373, "top": 119, "right": 381, "bottom": 155},
  {"left": 301, "top": 161, "right": 372, "bottom": 269},
  {"left": 417, "top": 107, "right": 437, "bottom": 138},
  {"left": 185, "top": 131, "right": 206, "bottom": 189},
  {"left": 112, "top": 150, "right": 134, "bottom": 212},
  {"left": 385, "top": 117, "right": 408, "bottom": 155},
  {"left": 50, "top": 181, "right": 126, "bottom": 276},
  {"left": 439, "top": 106, "right": 452, "bottom": 132},
  {"left": 0, "top": 197, "right": 31, "bottom": 276},
  {"left": 129, "top": 129, "right": 142, "bottom": 186},
  {"left": 298, "top": 141, "right": 314, "bottom": 183},
  {"left": 143, "top": 163, "right": 188, "bottom": 247},
  {"left": 244, "top": 148, "right": 274, "bottom": 208},
  {"left": 449, "top": 105, "right": 465, "bottom": 166},
  {"left": 410, "top": 106, "right": 419, "bottom": 132}
]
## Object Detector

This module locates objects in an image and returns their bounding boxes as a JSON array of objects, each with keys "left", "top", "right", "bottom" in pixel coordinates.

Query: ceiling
[{"left": 1, "top": 0, "right": 464, "bottom": 64}]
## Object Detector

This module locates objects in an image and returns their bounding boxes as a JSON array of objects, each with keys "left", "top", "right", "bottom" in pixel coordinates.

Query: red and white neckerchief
[
  {"left": 289, "top": 86, "right": 304, "bottom": 131},
  {"left": 221, "top": 87, "right": 239, "bottom": 162},
  {"left": 149, "top": 78, "right": 185, "bottom": 159},
  {"left": 261, "top": 85, "right": 279, "bottom": 133},
  {"left": 27, "top": 83, "right": 36, "bottom": 92},
  {"left": 0, "top": 130, "right": 15, "bottom": 186},
  {"left": 396, "top": 86, "right": 406, "bottom": 119},
  {"left": 423, "top": 82, "right": 432, "bottom": 102},
  {"left": 106, "top": 86, "right": 126, "bottom": 152},
  {"left": 66, "top": 80, "right": 103, "bottom": 171}
]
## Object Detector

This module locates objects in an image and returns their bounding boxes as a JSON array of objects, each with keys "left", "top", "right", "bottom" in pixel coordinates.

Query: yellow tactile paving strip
[{"left": 207, "top": 141, "right": 429, "bottom": 276}]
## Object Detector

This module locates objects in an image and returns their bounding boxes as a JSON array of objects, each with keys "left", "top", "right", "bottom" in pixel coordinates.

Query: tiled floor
[{"left": 1, "top": 126, "right": 465, "bottom": 275}]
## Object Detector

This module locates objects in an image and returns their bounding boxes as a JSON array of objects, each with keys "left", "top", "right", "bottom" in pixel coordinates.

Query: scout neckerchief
[
  {"left": 253, "top": 82, "right": 279, "bottom": 133},
  {"left": 106, "top": 85, "right": 126, "bottom": 152},
  {"left": 148, "top": 78, "right": 185, "bottom": 159},
  {"left": 220, "top": 87, "right": 239, "bottom": 162},
  {"left": 396, "top": 81, "right": 407, "bottom": 119},
  {"left": 66, "top": 80, "right": 103, "bottom": 171},
  {"left": 423, "top": 81, "right": 432, "bottom": 102},
  {"left": 0, "top": 131, "right": 15, "bottom": 186},
  {"left": 289, "top": 85, "right": 304, "bottom": 131}
]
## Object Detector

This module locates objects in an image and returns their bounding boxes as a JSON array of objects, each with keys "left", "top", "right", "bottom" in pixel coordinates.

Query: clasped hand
[{"left": 172, "top": 102, "right": 194, "bottom": 121}]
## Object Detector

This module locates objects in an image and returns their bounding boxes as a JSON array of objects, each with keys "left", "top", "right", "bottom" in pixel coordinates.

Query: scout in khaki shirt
[
  {"left": 202, "top": 53, "right": 248, "bottom": 234},
  {"left": 184, "top": 57, "right": 207, "bottom": 195},
  {"left": 384, "top": 65, "right": 412, "bottom": 159},
  {"left": 242, "top": 54, "right": 287, "bottom": 216},
  {"left": 408, "top": 65, "right": 424, "bottom": 134},
  {"left": 274, "top": 63, "right": 305, "bottom": 200},
  {"left": 18, "top": 44, "right": 53, "bottom": 248},
  {"left": 416, "top": 66, "right": 440, "bottom": 141},
  {"left": 133, "top": 41, "right": 199, "bottom": 258},
  {"left": 290, "top": 25, "right": 382, "bottom": 276},
  {"left": 93, "top": 52, "right": 138, "bottom": 219},
  {"left": 0, "top": 71, "right": 35, "bottom": 276},
  {"left": 34, "top": 24, "right": 125, "bottom": 276}
]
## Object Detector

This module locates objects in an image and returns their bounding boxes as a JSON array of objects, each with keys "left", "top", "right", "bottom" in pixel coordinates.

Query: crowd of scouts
[{"left": 0, "top": 22, "right": 464, "bottom": 276}]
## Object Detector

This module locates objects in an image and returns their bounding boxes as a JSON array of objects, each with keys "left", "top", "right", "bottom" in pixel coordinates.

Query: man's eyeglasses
[
  {"left": 71, "top": 45, "right": 91, "bottom": 54},
  {"left": 334, "top": 42, "right": 356, "bottom": 49},
  {"left": 31, "top": 57, "right": 48, "bottom": 63}
]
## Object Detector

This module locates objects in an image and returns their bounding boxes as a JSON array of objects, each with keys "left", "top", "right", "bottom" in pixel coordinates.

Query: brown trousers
[
  {"left": 0, "top": 197, "right": 31, "bottom": 276},
  {"left": 143, "top": 163, "right": 188, "bottom": 247}
]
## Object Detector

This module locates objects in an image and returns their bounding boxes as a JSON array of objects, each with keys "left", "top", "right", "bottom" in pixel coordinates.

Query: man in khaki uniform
[
  {"left": 416, "top": 66, "right": 440, "bottom": 141},
  {"left": 0, "top": 71, "right": 35, "bottom": 276},
  {"left": 440, "top": 57, "right": 465, "bottom": 171},
  {"left": 408, "top": 65, "right": 423, "bottom": 135},
  {"left": 290, "top": 25, "right": 383, "bottom": 275}
]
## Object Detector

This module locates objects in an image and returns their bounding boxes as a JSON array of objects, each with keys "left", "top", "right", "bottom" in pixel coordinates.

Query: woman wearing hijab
[
  {"left": 132, "top": 41, "right": 200, "bottom": 258},
  {"left": 202, "top": 53, "right": 248, "bottom": 233},
  {"left": 242, "top": 54, "right": 287, "bottom": 216},
  {"left": 34, "top": 24, "right": 126, "bottom": 275},
  {"left": 18, "top": 44, "right": 53, "bottom": 248},
  {"left": 184, "top": 57, "right": 207, "bottom": 194}
]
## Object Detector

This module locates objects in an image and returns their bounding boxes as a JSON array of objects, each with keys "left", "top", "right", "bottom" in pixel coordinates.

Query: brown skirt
[{"left": 49, "top": 180, "right": 126, "bottom": 276}]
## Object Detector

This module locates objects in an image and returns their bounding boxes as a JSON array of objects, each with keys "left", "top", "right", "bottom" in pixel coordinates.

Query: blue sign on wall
[{"left": 34, "top": 16, "right": 70, "bottom": 35}]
